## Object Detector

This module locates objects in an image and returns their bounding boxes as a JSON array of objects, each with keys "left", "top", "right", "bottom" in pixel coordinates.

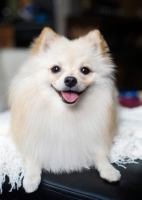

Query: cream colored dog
[{"left": 9, "top": 27, "right": 121, "bottom": 193}]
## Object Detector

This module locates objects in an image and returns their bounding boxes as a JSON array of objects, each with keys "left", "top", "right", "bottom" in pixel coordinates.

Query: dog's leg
[
  {"left": 23, "top": 159, "right": 41, "bottom": 193},
  {"left": 95, "top": 155, "right": 121, "bottom": 182}
]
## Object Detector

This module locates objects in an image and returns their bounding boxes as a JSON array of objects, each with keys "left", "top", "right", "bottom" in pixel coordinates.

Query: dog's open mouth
[{"left": 51, "top": 85, "right": 84, "bottom": 104}]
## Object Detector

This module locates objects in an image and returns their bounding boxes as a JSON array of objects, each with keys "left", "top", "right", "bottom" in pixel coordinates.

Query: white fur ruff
[{"left": 0, "top": 106, "right": 142, "bottom": 192}]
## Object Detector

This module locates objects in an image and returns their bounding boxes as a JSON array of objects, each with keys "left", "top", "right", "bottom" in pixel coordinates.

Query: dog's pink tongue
[{"left": 61, "top": 91, "right": 79, "bottom": 103}]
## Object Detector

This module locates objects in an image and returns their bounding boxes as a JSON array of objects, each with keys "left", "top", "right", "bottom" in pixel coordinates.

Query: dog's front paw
[
  {"left": 23, "top": 173, "right": 41, "bottom": 193},
  {"left": 100, "top": 167, "right": 121, "bottom": 182}
]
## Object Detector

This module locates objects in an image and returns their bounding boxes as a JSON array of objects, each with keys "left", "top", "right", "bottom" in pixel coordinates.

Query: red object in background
[
  {"left": 119, "top": 91, "right": 142, "bottom": 108},
  {"left": 119, "top": 97, "right": 142, "bottom": 108}
]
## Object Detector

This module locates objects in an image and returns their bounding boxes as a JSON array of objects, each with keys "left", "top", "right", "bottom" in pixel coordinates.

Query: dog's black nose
[{"left": 64, "top": 76, "right": 77, "bottom": 87}]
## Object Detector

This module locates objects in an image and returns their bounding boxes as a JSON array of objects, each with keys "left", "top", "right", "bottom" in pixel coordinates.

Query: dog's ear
[
  {"left": 85, "top": 30, "right": 109, "bottom": 56},
  {"left": 31, "top": 27, "right": 58, "bottom": 55}
]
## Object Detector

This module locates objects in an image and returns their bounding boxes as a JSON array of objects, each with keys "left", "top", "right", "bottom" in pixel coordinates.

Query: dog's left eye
[
  {"left": 51, "top": 66, "right": 61, "bottom": 73},
  {"left": 80, "top": 67, "right": 91, "bottom": 75}
]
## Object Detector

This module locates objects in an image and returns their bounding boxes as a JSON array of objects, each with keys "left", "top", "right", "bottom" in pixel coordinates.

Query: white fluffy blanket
[{"left": 0, "top": 106, "right": 142, "bottom": 193}]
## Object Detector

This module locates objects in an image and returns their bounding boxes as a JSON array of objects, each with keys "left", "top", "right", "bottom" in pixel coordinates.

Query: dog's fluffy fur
[{"left": 9, "top": 28, "right": 121, "bottom": 193}]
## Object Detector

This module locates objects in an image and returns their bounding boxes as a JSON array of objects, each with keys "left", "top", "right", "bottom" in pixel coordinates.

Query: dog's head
[{"left": 31, "top": 28, "right": 115, "bottom": 105}]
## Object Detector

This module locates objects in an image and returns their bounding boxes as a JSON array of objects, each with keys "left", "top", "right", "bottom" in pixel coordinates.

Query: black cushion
[{"left": 1, "top": 161, "right": 142, "bottom": 200}]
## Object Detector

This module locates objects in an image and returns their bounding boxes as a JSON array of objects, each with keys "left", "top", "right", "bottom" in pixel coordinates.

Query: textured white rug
[
  {"left": 0, "top": 107, "right": 142, "bottom": 193},
  {"left": 110, "top": 106, "right": 142, "bottom": 165},
  {"left": 0, "top": 111, "right": 25, "bottom": 193}
]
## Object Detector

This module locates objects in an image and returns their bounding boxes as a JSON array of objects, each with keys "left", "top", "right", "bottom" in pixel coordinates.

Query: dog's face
[
  {"left": 46, "top": 40, "right": 97, "bottom": 105},
  {"left": 31, "top": 28, "right": 114, "bottom": 105}
]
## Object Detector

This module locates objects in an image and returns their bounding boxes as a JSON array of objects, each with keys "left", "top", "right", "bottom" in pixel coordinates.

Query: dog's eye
[
  {"left": 51, "top": 66, "right": 61, "bottom": 73},
  {"left": 80, "top": 67, "right": 91, "bottom": 75}
]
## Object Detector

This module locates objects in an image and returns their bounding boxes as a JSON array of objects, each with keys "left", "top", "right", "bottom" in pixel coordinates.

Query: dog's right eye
[
  {"left": 80, "top": 67, "right": 91, "bottom": 75},
  {"left": 51, "top": 66, "right": 61, "bottom": 73}
]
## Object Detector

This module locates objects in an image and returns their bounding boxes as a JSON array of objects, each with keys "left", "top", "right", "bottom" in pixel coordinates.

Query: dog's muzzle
[{"left": 51, "top": 76, "right": 86, "bottom": 104}]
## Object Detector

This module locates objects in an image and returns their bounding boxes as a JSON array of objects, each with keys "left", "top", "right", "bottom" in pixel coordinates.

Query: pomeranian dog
[{"left": 9, "top": 27, "right": 121, "bottom": 193}]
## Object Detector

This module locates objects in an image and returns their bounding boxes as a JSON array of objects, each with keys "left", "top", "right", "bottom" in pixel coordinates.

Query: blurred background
[{"left": 0, "top": 0, "right": 142, "bottom": 111}]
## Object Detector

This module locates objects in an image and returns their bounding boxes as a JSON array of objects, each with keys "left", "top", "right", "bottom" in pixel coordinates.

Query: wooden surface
[{"left": 0, "top": 24, "right": 15, "bottom": 47}]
